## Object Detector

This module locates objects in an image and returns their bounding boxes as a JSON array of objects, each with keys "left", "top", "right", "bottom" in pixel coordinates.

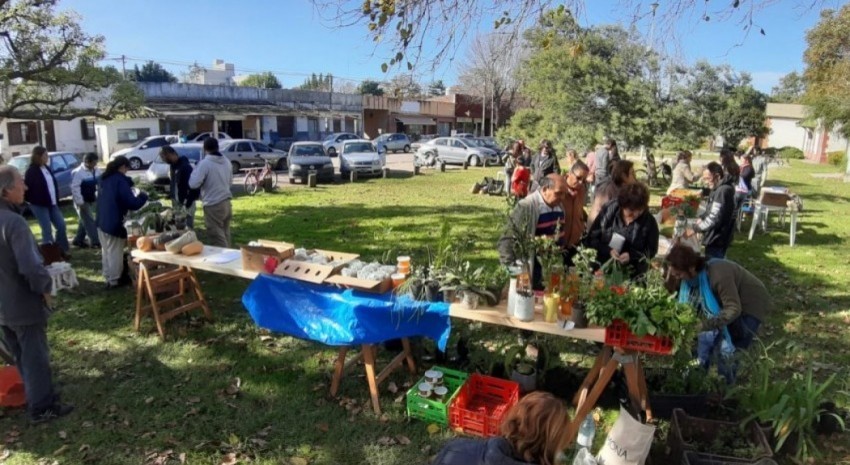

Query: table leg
[
  {"left": 622, "top": 355, "right": 652, "bottom": 421},
  {"left": 330, "top": 347, "right": 349, "bottom": 397},
  {"left": 572, "top": 346, "right": 612, "bottom": 407},
  {"left": 748, "top": 207, "right": 761, "bottom": 240},
  {"left": 134, "top": 263, "right": 148, "bottom": 331},
  {"left": 361, "top": 344, "right": 382, "bottom": 414},
  {"left": 401, "top": 338, "right": 416, "bottom": 374},
  {"left": 790, "top": 211, "right": 797, "bottom": 247},
  {"left": 567, "top": 354, "right": 619, "bottom": 445}
]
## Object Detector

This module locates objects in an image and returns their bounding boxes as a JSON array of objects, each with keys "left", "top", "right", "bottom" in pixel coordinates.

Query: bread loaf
[
  {"left": 165, "top": 231, "right": 198, "bottom": 254},
  {"left": 181, "top": 241, "right": 204, "bottom": 256},
  {"left": 136, "top": 236, "right": 154, "bottom": 251}
]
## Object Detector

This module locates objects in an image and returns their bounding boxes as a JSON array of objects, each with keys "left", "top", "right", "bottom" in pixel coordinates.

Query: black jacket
[
  {"left": 530, "top": 153, "right": 560, "bottom": 185},
  {"left": 431, "top": 437, "right": 536, "bottom": 465},
  {"left": 169, "top": 156, "right": 198, "bottom": 207},
  {"left": 24, "top": 164, "right": 59, "bottom": 207},
  {"left": 694, "top": 178, "right": 736, "bottom": 249},
  {"left": 584, "top": 199, "right": 659, "bottom": 278}
]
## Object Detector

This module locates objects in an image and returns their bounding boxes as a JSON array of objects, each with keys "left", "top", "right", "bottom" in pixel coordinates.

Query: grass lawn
[{"left": 1, "top": 161, "right": 849, "bottom": 465}]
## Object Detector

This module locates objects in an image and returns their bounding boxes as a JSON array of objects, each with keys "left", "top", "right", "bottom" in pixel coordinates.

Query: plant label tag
[{"left": 609, "top": 233, "right": 626, "bottom": 253}]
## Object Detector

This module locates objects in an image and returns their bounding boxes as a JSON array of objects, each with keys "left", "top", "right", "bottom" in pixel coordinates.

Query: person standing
[
  {"left": 189, "top": 138, "right": 233, "bottom": 247},
  {"left": 530, "top": 141, "right": 561, "bottom": 188},
  {"left": 0, "top": 166, "right": 74, "bottom": 423},
  {"left": 560, "top": 161, "right": 589, "bottom": 265},
  {"left": 70, "top": 153, "right": 101, "bottom": 249},
  {"left": 593, "top": 138, "right": 620, "bottom": 188},
  {"left": 750, "top": 147, "right": 768, "bottom": 197},
  {"left": 667, "top": 150, "right": 698, "bottom": 195},
  {"left": 24, "top": 146, "right": 69, "bottom": 257},
  {"left": 588, "top": 159, "right": 635, "bottom": 229},
  {"left": 177, "top": 130, "right": 188, "bottom": 144},
  {"left": 96, "top": 156, "right": 148, "bottom": 289},
  {"left": 685, "top": 162, "right": 736, "bottom": 259},
  {"left": 159, "top": 146, "right": 198, "bottom": 228},
  {"left": 562, "top": 148, "right": 579, "bottom": 173}
]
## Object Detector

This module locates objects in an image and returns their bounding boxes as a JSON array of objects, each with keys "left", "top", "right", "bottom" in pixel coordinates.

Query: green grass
[{"left": 2, "top": 162, "right": 849, "bottom": 464}]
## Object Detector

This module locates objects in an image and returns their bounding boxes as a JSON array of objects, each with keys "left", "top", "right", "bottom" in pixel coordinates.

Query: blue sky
[{"left": 62, "top": 0, "right": 847, "bottom": 93}]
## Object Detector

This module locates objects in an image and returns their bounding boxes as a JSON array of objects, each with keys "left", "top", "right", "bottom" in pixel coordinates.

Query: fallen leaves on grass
[
  {"left": 186, "top": 397, "right": 201, "bottom": 404},
  {"left": 316, "top": 422, "right": 329, "bottom": 433},
  {"left": 58, "top": 430, "right": 67, "bottom": 440},
  {"left": 387, "top": 381, "right": 398, "bottom": 394},
  {"left": 225, "top": 377, "right": 242, "bottom": 396},
  {"left": 0, "top": 449, "right": 10, "bottom": 462},
  {"left": 287, "top": 457, "right": 309, "bottom": 465},
  {"left": 53, "top": 445, "right": 69, "bottom": 456},
  {"left": 376, "top": 436, "right": 396, "bottom": 446},
  {"left": 219, "top": 452, "right": 238, "bottom": 465},
  {"left": 426, "top": 424, "right": 440, "bottom": 435},
  {"left": 395, "top": 435, "right": 411, "bottom": 445}
]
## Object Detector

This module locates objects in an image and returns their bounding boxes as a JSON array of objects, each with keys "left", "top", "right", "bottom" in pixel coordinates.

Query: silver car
[
  {"left": 374, "top": 133, "right": 412, "bottom": 153},
  {"left": 340, "top": 140, "right": 385, "bottom": 178},
  {"left": 145, "top": 143, "right": 204, "bottom": 185},
  {"left": 220, "top": 139, "right": 287, "bottom": 174},
  {"left": 288, "top": 142, "right": 335, "bottom": 184},
  {"left": 416, "top": 137, "right": 499, "bottom": 167},
  {"left": 322, "top": 132, "right": 360, "bottom": 157}
]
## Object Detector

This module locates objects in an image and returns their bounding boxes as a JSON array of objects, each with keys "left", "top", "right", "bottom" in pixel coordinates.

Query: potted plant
[
  {"left": 438, "top": 261, "right": 497, "bottom": 309},
  {"left": 504, "top": 343, "right": 537, "bottom": 394}
]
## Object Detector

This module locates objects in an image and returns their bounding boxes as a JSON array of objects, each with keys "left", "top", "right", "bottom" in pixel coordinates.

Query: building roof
[{"left": 766, "top": 103, "right": 809, "bottom": 120}]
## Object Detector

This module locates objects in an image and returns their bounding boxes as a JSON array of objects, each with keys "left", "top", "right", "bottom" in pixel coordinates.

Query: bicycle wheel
[
  {"left": 266, "top": 171, "right": 278, "bottom": 189},
  {"left": 635, "top": 168, "right": 651, "bottom": 185},
  {"left": 244, "top": 173, "right": 260, "bottom": 195}
]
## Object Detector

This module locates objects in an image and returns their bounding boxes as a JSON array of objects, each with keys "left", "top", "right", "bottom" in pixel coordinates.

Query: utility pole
[
  {"left": 121, "top": 55, "right": 127, "bottom": 80},
  {"left": 329, "top": 74, "right": 334, "bottom": 133}
]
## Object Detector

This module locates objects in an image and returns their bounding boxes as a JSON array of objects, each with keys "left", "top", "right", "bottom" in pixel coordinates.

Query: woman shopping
[{"left": 24, "top": 146, "right": 70, "bottom": 258}]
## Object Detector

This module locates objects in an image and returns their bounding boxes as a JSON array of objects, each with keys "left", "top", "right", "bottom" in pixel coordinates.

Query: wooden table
[{"left": 450, "top": 301, "right": 651, "bottom": 443}]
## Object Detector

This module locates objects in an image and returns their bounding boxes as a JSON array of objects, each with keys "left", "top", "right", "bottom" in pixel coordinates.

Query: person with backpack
[{"left": 70, "top": 153, "right": 101, "bottom": 249}]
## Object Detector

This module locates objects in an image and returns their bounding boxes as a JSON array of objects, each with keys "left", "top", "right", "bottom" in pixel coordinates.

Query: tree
[
  {"left": 770, "top": 72, "right": 805, "bottom": 103},
  {"left": 716, "top": 81, "right": 768, "bottom": 149},
  {"left": 0, "top": 0, "right": 142, "bottom": 120},
  {"left": 358, "top": 79, "right": 384, "bottom": 96},
  {"left": 803, "top": 4, "right": 850, "bottom": 139},
  {"left": 131, "top": 61, "right": 177, "bottom": 83},
  {"left": 315, "top": 0, "right": 823, "bottom": 71},
  {"left": 384, "top": 74, "right": 422, "bottom": 98},
  {"left": 426, "top": 80, "right": 446, "bottom": 96},
  {"left": 298, "top": 73, "right": 333, "bottom": 92},
  {"left": 239, "top": 72, "right": 282, "bottom": 89}
]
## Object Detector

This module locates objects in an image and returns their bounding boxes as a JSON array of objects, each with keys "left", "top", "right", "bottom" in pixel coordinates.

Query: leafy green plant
[
  {"left": 777, "top": 146, "right": 804, "bottom": 160},
  {"left": 438, "top": 261, "right": 497, "bottom": 304},
  {"left": 827, "top": 150, "right": 846, "bottom": 167}
]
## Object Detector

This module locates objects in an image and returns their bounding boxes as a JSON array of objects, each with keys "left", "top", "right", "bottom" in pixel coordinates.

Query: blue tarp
[{"left": 242, "top": 274, "right": 452, "bottom": 351}]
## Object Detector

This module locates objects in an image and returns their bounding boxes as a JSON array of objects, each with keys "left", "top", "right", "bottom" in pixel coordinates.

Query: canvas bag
[{"left": 596, "top": 407, "right": 655, "bottom": 465}]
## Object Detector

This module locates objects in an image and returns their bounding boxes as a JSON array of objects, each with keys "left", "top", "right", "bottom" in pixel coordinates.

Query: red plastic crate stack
[
  {"left": 605, "top": 319, "right": 673, "bottom": 355},
  {"left": 661, "top": 196, "right": 684, "bottom": 209},
  {"left": 449, "top": 374, "right": 520, "bottom": 437}
]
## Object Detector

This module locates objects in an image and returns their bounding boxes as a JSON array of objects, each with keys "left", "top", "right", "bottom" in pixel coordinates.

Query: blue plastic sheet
[{"left": 242, "top": 274, "right": 452, "bottom": 351}]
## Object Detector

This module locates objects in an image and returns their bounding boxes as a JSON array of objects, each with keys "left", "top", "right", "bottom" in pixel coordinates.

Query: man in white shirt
[{"left": 70, "top": 153, "right": 101, "bottom": 248}]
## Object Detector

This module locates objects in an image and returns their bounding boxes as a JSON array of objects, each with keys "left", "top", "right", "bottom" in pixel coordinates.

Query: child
[{"left": 431, "top": 392, "right": 571, "bottom": 465}]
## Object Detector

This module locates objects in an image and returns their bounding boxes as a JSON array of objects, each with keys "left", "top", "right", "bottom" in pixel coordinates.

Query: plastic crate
[
  {"left": 605, "top": 319, "right": 673, "bottom": 355},
  {"left": 0, "top": 366, "right": 25, "bottom": 408},
  {"left": 449, "top": 374, "right": 520, "bottom": 437},
  {"left": 683, "top": 451, "right": 778, "bottom": 465},
  {"left": 406, "top": 366, "right": 468, "bottom": 426},
  {"left": 669, "top": 408, "right": 772, "bottom": 465}
]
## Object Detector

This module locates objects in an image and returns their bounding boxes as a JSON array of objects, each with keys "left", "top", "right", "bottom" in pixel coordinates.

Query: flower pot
[
  {"left": 423, "top": 281, "right": 441, "bottom": 302},
  {"left": 511, "top": 365, "right": 537, "bottom": 394},
  {"left": 442, "top": 289, "right": 457, "bottom": 303},
  {"left": 668, "top": 408, "right": 773, "bottom": 465},
  {"left": 570, "top": 302, "right": 587, "bottom": 328},
  {"left": 513, "top": 293, "right": 535, "bottom": 322},
  {"left": 460, "top": 291, "right": 479, "bottom": 309},
  {"left": 506, "top": 278, "right": 518, "bottom": 317}
]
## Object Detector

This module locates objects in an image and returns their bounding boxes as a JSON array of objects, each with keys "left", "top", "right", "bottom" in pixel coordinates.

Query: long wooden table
[{"left": 131, "top": 247, "right": 653, "bottom": 432}]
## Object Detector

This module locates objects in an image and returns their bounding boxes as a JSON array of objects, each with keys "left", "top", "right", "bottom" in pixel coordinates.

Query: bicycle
[
  {"left": 243, "top": 157, "right": 278, "bottom": 195},
  {"left": 765, "top": 152, "right": 787, "bottom": 167},
  {"left": 635, "top": 150, "right": 672, "bottom": 188}
]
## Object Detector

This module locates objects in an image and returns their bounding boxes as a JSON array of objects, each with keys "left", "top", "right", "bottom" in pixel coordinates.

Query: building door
[{"left": 43, "top": 120, "right": 57, "bottom": 152}]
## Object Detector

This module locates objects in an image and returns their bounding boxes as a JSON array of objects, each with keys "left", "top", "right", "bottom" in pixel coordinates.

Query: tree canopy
[
  {"left": 384, "top": 74, "right": 422, "bottom": 98},
  {"left": 0, "top": 0, "right": 142, "bottom": 120},
  {"left": 358, "top": 79, "right": 384, "bottom": 96},
  {"left": 131, "top": 61, "right": 177, "bottom": 83},
  {"left": 803, "top": 4, "right": 850, "bottom": 138},
  {"left": 239, "top": 72, "right": 282, "bottom": 89},
  {"left": 298, "top": 73, "right": 333, "bottom": 92},
  {"left": 770, "top": 72, "right": 805, "bottom": 104}
]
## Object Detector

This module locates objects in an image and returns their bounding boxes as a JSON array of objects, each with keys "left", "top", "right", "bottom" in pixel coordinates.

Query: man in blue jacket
[
  {"left": 0, "top": 166, "right": 74, "bottom": 423},
  {"left": 159, "top": 146, "right": 198, "bottom": 228}
]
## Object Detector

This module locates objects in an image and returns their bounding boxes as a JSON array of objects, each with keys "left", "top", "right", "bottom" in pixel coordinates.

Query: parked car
[
  {"left": 415, "top": 137, "right": 500, "bottom": 167},
  {"left": 145, "top": 143, "right": 204, "bottom": 185},
  {"left": 9, "top": 151, "right": 81, "bottom": 200},
  {"left": 373, "top": 133, "right": 412, "bottom": 153},
  {"left": 186, "top": 131, "right": 232, "bottom": 142},
  {"left": 322, "top": 132, "right": 360, "bottom": 156},
  {"left": 109, "top": 135, "right": 178, "bottom": 170},
  {"left": 288, "top": 142, "right": 334, "bottom": 184},
  {"left": 410, "top": 134, "right": 438, "bottom": 153},
  {"left": 475, "top": 137, "right": 507, "bottom": 163},
  {"left": 454, "top": 133, "right": 476, "bottom": 139},
  {"left": 271, "top": 138, "right": 295, "bottom": 153},
  {"left": 220, "top": 139, "right": 287, "bottom": 174},
  {"left": 340, "top": 140, "right": 385, "bottom": 178}
]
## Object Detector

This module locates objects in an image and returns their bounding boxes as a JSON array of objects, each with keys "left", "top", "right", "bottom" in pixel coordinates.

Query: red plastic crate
[
  {"left": 605, "top": 320, "right": 673, "bottom": 355},
  {"left": 0, "top": 366, "right": 25, "bottom": 408},
  {"left": 449, "top": 374, "right": 520, "bottom": 437}
]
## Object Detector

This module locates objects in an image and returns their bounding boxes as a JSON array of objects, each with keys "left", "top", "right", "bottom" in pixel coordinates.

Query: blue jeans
[
  {"left": 73, "top": 202, "right": 100, "bottom": 247},
  {"left": 704, "top": 245, "right": 727, "bottom": 260},
  {"left": 1, "top": 323, "right": 56, "bottom": 415},
  {"left": 30, "top": 204, "right": 69, "bottom": 252},
  {"left": 697, "top": 314, "right": 761, "bottom": 384}
]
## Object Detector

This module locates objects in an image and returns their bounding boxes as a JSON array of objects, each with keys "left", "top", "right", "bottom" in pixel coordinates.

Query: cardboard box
[
  {"left": 241, "top": 240, "right": 296, "bottom": 272},
  {"left": 759, "top": 190, "right": 791, "bottom": 208},
  {"left": 273, "top": 259, "right": 337, "bottom": 284},
  {"left": 325, "top": 275, "right": 393, "bottom": 294},
  {"left": 289, "top": 249, "right": 360, "bottom": 272}
]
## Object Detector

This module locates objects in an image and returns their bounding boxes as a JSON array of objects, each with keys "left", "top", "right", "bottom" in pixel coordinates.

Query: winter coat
[
  {"left": 169, "top": 156, "right": 198, "bottom": 207},
  {"left": 530, "top": 153, "right": 560, "bottom": 186},
  {"left": 667, "top": 161, "right": 697, "bottom": 194},
  {"left": 584, "top": 199, "right": 659, "bottom": 278},
  {"left": 96, "top": 172, "right": 148, "bottom": 238},
  {"left": 431, "top": 437, "right": 537, "bottom": 465},
  {"left": 188, "top": 152, "right": 232, "bottom": 207},
  {"left": 701, "top": 259, "right": 773, "bottom": 331},
  {"left": 71, "top": 165, "right": 101, "bottom": 206},
  {"left": 693, "top": 178, "right": 736, "bottom": 250},
  {"left": 24, "top": 164, "right": 59, "bottom": 207}
]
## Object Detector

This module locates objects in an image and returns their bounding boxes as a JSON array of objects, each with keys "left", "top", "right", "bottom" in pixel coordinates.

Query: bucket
[{"left": 0, "top": 366, "right": 26, "bottom": 408}]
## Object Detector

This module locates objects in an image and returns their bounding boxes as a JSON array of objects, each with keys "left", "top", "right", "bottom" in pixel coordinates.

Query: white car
[
  {"left": 186, "top": 131, "right": 232, "bottom": 142},
  {"left": 322, "top": 132, "right": 360, "bottom": 157},
  {"left": 339, "top": 140, "right": 385, "bottom": 178},
  {"left": 110, "top": 135, "right": 179, "bottom": 170},
  {"left": 145, "top": 143, "right": 204, "bottom": 185},
  {"left": 415, "top": 137, "right": 500, "bottom": 167}
]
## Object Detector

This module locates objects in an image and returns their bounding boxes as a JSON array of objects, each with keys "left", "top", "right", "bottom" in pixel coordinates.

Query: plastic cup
[
  {"left": 397, "top": 256, "right": 411, "bottom": 274},
  {"left": 391, "top": 273, "right": 406, "bottom": 288},
  {"left": 418, "top": 382, "right": 433, "bottom": 398}
]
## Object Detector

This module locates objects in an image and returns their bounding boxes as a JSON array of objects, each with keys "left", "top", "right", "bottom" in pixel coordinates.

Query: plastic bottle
[{"left": 576, "top": 414, "right": 596, "bottom": 449}]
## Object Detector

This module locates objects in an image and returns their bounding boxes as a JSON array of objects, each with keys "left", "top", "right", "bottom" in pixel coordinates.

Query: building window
[
  {"left": 80, "top": 119, "right": 96, "bottom": 140},
  {"left": 7, "top": 121, "right": 38, "bottom": 146},
  {"left": 116, "top": 128, "right": 151, "bottom": 143}
]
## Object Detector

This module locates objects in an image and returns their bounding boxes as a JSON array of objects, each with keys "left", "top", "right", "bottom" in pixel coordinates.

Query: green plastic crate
[{"left": 406, "top": 366, "right": 468, "bottom": 425}]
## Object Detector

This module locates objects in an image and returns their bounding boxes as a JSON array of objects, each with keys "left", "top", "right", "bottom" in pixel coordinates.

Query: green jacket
[{"left": 703, "top": 260, "right": 772, "bottom": 331}]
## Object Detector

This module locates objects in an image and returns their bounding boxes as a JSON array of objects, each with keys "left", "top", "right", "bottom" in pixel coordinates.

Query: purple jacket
[{"left": 24, "top": 164, "right": 59, "bottom": 207}]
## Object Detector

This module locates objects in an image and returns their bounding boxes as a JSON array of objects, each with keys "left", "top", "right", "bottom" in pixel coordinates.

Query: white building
[
  {"left": 1, "top": 117, "right": 99, "bottom": 160},
  {"left": 183, "top": 59, "right": 235, "bottom": 86},
  {"left": 765, "top": 102, "right": 849, "bottom": 164}
]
